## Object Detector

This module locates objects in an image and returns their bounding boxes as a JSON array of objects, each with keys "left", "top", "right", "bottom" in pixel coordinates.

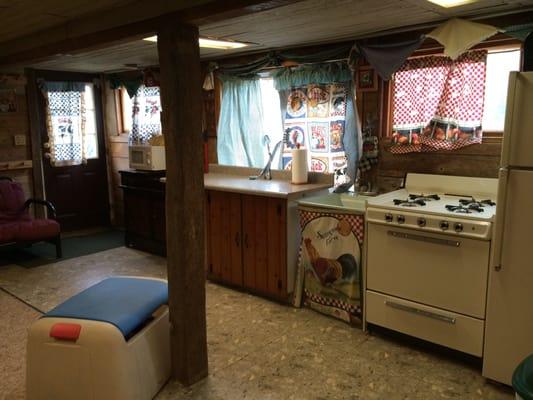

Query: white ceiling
[{"left": 20, "top": 0, "right": 533, "bottom": 73}]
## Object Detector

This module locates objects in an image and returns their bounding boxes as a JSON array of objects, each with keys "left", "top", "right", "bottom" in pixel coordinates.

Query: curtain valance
[
  {"left": 209, "top": 44, "right": 353, "bottom": 79},
  {"left": 273, "top": 62, "right": 352, "bottom": 91},
  {"left": 108, "top": 74, "right": 143, "bottom": 98},
  {"left": 39, "top": 80, "right": 86, "bottom": 93}
]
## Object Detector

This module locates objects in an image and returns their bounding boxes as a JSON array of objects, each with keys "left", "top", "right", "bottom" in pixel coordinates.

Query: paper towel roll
[{"left": 291, "top": 148, "right": 308, "bottom": 184}]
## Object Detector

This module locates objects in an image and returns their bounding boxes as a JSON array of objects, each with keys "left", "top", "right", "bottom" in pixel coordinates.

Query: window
[
  {"left": 84, "top": 83, "right": 98, "bottom": 159},
  {"left": 482, "top": 48, "right": 521, "bottom": 132},
  {"left": 389, "top": 47, "right": 522, "bottom": 153},
  {"left": 119, "top": 88, "right": 133, "bottom": 133},
  {"left": 45, "top": 81, "right": 99, "bottom": 165},
  {"left": 259, "top": 78, "right": 283, "bottom": 167}
]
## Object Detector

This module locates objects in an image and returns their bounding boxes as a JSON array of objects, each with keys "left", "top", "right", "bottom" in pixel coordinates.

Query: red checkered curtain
[{"left": 391, "top": 50, "right": 487, "bottom": 153}]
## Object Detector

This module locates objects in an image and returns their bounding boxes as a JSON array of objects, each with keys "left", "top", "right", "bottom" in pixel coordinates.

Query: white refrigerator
[{"left": 483, "top": 71, "right": 533, "bottom": 385}]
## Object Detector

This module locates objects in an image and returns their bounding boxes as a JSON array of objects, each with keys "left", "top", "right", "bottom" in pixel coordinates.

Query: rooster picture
[{"left": 304, "top": 238, "right": 358, "bottom": 286}]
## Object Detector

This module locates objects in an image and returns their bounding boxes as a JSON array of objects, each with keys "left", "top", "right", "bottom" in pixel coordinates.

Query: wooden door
[
  {"left": 36, "top": 71, "right": 110, "bottom": 232},
  {"left": 242, "top": 194, "right": 287, "bottom": 300},
  {"left": 206, "top": 190, "right": 243, "bottom": 286}
]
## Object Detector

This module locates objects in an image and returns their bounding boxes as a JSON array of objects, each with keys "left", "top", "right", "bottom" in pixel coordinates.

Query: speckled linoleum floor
[{"left": 0, "top": 246, "right": 513, "bottom": 400}]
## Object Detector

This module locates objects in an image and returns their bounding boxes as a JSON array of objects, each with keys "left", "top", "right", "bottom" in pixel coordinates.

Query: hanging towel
[
  {"left": 356, "top": 36, "right": 425, "bottom": 81},
  {"left": 427, "top": 18, "right": 499, "bottom": 60}
]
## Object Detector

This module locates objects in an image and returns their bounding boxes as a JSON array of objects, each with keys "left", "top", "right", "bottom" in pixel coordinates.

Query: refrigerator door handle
[{"left": 491, "top": 167, "right": 509, "bottom": 272}]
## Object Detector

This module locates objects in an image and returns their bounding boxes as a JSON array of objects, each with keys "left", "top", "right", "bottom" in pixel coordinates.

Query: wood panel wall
[
  {"left": 102, "top": 79, "right": 128, "bottom": 227},
  {"left": 0, "top": 74, "right": 33, "bottom": 199}
]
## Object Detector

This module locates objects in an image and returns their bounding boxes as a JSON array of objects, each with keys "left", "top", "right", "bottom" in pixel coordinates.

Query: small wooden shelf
[{"left": 0, "top": 159, "right": 33, "bottom": 171}]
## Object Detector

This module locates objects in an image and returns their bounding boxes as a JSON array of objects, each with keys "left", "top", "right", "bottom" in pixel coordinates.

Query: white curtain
[{"left": 42, "top": 81, "right": 87, "bottom": 166}]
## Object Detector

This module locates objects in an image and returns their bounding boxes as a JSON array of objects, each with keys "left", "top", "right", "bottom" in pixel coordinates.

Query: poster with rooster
[{"left": 298, "top": 212, "right": 364, "bottom": 324}]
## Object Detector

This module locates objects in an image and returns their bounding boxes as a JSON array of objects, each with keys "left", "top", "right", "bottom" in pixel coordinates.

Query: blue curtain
[{"left": 217, "top": 76, "right": 266, "bottom": 168}]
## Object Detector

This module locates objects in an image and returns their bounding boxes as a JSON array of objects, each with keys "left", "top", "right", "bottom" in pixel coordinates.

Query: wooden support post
[
  {"left": 157, "top": 23, "right": 208, "bottom": 385},
  {"left": 25, "top": 68, "right": 46, "bottom": 218}
]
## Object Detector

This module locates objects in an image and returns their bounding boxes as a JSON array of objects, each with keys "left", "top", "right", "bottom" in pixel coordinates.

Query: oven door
[{"left": 366, "top": 222, "right": 490, "bottom": 319}]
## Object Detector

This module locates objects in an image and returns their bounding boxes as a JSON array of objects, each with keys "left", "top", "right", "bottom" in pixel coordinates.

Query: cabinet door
[
  {"left": 206, "top": 190, "right": 243, "bottom": 286},
  {"left": 151, "top": 194, "right": 166, "bottom": 243},
  {"left": 242, "top": 195, "right": 287, "bottom": 299},
  {"left": 124, "top": 190, "right": 152, "bottom": 239}
]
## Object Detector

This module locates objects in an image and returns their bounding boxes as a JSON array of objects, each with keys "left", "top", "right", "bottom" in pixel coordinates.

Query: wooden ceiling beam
[{"left": 0, "top": 0, "right": 303, "bottom": 67}]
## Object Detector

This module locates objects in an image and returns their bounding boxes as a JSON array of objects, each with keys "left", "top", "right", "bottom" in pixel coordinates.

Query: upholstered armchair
[{"left": 0, "top": 176, "right": 62, "bottom": 258}]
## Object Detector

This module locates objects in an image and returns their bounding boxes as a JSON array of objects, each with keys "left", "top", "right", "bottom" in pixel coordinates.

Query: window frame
[
  {"left": 384, "top": 39, "right": 523, "bottom": 143},
  {"left": 116, "top": 87, "right": 132, "bottom": 135}
]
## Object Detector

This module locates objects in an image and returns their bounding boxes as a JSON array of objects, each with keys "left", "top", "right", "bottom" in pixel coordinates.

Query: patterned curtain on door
[
  {"left": 130, "top": 85, "right": 162, "bottom": 144},
  {"left": 41, "top": 81, "right": 87, "bottom": 166},
  {"left": 391, "top": 50, "right": 488, "bottom": 154}
]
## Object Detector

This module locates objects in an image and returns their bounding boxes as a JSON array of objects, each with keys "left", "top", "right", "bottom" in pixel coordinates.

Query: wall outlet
[{"left": 14, "top": 134, "right": 26, "bottom": 146}]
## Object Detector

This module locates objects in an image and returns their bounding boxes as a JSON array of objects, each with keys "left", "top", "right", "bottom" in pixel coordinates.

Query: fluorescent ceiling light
[
  {"left": 199, "top": 38, "right": 248, "bottom": 49},
  {"left": 426, "top": 0, "right": 478, "bottom": 7},
  {"left": 143, "top": 36, "right": 249, "bottom": 50}
]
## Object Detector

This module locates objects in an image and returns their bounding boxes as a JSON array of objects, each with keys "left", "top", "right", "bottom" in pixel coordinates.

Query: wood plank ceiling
[
  {"left": 0, "top": 0, "right": 133, "bottom": 42},
  {"left": 7, "top": 0, "right": 533, "bottom": 73}
]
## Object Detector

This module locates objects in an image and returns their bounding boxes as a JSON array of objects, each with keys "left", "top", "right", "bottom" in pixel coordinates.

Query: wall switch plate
[{"left": 14, "top": 135, "right": 26, "bottom": 146}]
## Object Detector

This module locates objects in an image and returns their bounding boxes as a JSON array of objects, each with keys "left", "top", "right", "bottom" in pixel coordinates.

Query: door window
[{"left": 44, "top": 81, "right": 99, "bottom": 165}]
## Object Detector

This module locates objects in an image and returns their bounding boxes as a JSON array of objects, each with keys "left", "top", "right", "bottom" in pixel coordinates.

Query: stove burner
[
  {"left": 445, "top": 204, "right": 485, "bottom": 214},
  {"left": 394, "top": 199, "right": 426, "bottom": 207},
  {"left": 459, "top": 198, "right": 496, "bottom": 207},
  {"left": 408, "top": 194, "right": 441, "bottom": 202}
]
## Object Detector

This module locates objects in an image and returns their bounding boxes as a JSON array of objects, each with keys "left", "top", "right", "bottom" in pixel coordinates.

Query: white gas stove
[
  {"left": 364, "top": 173, "right": 498, "bottom": 357},
  {"left": 366, "top": 173, "right": 498, "bottom": 240}
]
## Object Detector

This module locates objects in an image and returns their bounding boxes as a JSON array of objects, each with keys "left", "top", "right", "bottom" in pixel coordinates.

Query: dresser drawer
[{"left": 366, "top": 290, "right": 484, "bottom": 356}]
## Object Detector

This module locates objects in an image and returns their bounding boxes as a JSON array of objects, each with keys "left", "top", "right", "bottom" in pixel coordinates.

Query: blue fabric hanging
[
  {"left": 217, "top": 76, "right": 266, "bottom": 168},
  {"left": 354, "top": 36, "right": 425, "bottom": 81},
  {"left": 504, "top": 22, "right": 533, "bottom": 41}
]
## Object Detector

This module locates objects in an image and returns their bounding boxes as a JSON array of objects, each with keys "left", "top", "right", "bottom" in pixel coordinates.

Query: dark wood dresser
[{"left": 119, "top": 170, "right": 166, "bottom": 256}]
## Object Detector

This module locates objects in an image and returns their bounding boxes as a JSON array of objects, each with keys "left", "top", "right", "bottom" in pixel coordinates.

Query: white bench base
[{"left": 27, "top": 304, "right": 170, "bottom": 400}]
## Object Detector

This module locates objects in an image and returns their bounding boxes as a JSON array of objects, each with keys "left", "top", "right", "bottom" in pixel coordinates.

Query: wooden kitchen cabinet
[
  {"left": 120, "top": 170, "right": 166, "bottom": 256},
  {"left": 242, "top": 194, "right": 287, "bottom": 298},
  {"left": 205, "top": 190, "right": 243, "bottom": 286},
  {"left": 206, "top": 190, "right": 287, "bottom": 301}
]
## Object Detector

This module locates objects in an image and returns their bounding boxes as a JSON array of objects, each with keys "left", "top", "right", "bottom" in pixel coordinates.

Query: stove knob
[
  {"left": 454, "top": 223, "right": 463, "bottom": 233},
  {"left": 385, "top": 213, "right": 393, "bottom": 223},
  {"left": 417, "top": 218, "right": 426, "bottom": 227},
  {"left": 440, "top": 221, "right": 449, "bottom": 231},
  {"left": 397, "top": 215, "right": 405, "bottom": 224}
]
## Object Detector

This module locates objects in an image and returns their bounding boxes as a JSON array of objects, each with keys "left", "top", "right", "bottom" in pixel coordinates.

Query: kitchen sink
[{"left": 297, "top": 192, "right": 373, "bottom": 213}]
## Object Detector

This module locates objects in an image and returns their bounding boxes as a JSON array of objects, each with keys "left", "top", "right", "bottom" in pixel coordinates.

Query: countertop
[
  {"left": 203, "top": 173, "right": 331, "bottom": 198},
  {"left": 297, "top": 193, "right": 372, "bottom": 213},
  {"left": 160, "top": 164, "right": 333, "bottom": 199}
]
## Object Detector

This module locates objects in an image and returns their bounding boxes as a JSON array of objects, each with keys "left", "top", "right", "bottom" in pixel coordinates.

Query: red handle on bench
[{"left": 50, "top": 323, "right": 81, "bottom": 341}]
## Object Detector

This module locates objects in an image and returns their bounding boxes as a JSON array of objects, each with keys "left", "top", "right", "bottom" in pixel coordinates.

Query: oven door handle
[
  {"left": 387, "top": 230, "right": 460, "bottom": 247},
  {"left": 385, "top": 300, "right": 457, "bottom": 324}
]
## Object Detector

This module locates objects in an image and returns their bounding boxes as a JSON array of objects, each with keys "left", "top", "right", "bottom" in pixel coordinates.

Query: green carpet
[{"left": 0, "top": 230, "right": 125, "bottom": 268}]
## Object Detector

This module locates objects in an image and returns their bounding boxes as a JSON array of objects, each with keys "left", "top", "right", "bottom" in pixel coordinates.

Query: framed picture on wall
[
  {"left": 356, "top": 66, "right": 377, "bottom": 92},
  {"left": 0, "top": 89, "right": 17, "bottom": 112}
]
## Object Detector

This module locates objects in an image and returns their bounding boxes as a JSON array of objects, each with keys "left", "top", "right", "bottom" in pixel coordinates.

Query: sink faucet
[{"left": 250, "top": 135, "right": 283, "bottom": 180}]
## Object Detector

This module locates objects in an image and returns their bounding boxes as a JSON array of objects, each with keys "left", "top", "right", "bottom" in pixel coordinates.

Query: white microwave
[{"left": 129, "top": 145, "right": 166, "bottom": 171}]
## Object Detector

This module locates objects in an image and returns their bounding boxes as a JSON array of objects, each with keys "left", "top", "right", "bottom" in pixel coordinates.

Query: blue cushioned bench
[{"left": 44, "top": 277, "right": 168, "bottom": 338}]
